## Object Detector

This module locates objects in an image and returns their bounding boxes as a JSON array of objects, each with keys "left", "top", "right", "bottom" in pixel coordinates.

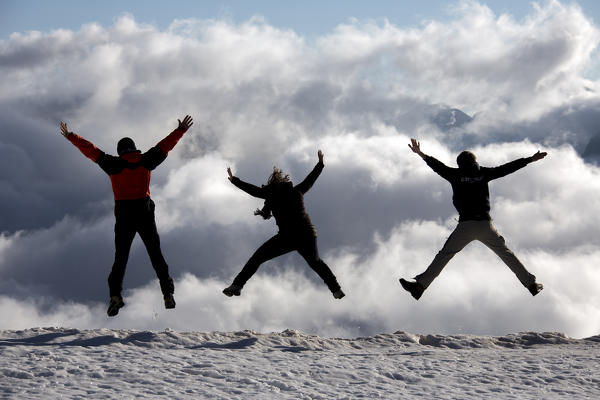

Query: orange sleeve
[
  {"left": 156, "top": 128, "right": 186, "bottom": 155},
  {"left": 67, "top": 133, "right": 103, "bottom": 162}
]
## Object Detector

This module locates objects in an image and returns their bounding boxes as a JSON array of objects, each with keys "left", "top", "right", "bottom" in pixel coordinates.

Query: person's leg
[
  {"left": 108, "top": 217, "right": 136, "bottom": 298},
  {"left": 296, "top": 235, "right": 341, "bottom": 294},
  {"left": 478, "top": 221, "right": 537, "bottom": 288},
  {"left": 415, "top": 221, "right": 476, "bottom": 289},
  {"left": 137, "top": 199, "right": 174, "bottom": 297},
  {"left": 231, "top": 234, "right": 294, "bottom": 288}
]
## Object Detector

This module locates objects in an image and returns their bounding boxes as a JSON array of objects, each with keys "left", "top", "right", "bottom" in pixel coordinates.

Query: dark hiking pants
[
  {"left": 415, "top": 220, "right": 536, "bottom": 290},
  {"left": 232, "top": 232, "right": 341, "bottom": 293},
  {"left": 108, "top": 198, "right": 174, "bottom": 298}
]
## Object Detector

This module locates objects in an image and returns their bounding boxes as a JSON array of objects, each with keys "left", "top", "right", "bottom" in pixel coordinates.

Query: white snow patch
[{"left": 0, "top": 328, "right": 599, "bottom": 399}]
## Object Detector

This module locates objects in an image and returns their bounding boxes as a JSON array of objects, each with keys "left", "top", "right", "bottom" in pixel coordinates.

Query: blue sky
[{"left": 2, "top": 0, "right": 600, "bottom": 39}]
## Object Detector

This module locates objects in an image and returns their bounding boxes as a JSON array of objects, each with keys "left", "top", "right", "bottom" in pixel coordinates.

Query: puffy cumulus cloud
[
  {"left": 153, "top": 152, "right": 257, "bottom": 231},
  {"left": 318, "top": 1, "right": 599, "bottom": 118},
  {"left": 2, "top": 219, "right": 599, "bottom": 339},
  {"left": 1, "top": 2, "right": 600, "bottom": 337}
]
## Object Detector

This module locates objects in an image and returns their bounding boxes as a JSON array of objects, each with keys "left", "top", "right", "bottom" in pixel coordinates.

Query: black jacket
[
  {"left": 231, "top": 162, "right": 324, "bottom": 234},
  {"left": 425, "top": 155, "right": 532, "bottom": 221}
]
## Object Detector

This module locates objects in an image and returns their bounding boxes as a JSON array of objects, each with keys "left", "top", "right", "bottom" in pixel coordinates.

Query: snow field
[{"left": 1, "top": 328, "right": 599, "bottom": 399}]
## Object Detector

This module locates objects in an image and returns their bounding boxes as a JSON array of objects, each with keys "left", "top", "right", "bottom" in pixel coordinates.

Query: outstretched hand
[
  {"left": 531, "top": 150, "right": 547, "bottom": 162},
  {"left": 178, "top": 115, "right": 193, "bottom": 132},
  {"left": 408, "top": 138, "right": 425, "bottom": 158},
  {"left": 318, "top": 149, "right": 324, "bottom": 164},
  {"left": 227, "top": 167, "right": 233, "bottom": 181},
  {"left": 59, "top": 122, "right": 73, "bottom": 139}
]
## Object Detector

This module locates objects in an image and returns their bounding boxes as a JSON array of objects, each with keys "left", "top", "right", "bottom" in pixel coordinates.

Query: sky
[
  {"left": 1, "top": 0, "right": 600, "bottom": 339},
  {"left": 0, "top": 1, "right": 569, "bottom": 38}
]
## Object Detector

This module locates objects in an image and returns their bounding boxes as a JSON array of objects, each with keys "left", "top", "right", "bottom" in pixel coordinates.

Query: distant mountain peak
[{"left": 432, "top": 107, "right": 473, "bottom": 131}]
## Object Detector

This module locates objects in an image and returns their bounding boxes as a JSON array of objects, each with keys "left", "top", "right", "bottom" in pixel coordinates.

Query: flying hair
[{"left": 266, "top": 167, "right": 290, "bottom": 186}]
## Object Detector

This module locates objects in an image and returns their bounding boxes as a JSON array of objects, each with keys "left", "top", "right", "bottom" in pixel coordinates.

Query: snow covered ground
[{"left": 1, "top": 328, "right": 599, "bottom": 399}]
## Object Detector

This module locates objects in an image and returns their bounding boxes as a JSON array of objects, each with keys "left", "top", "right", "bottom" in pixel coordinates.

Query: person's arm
[
  {"left": 143, "top": 115, "right": 193, "bottom": 170},
  {"left": 60, "top": 122, "right": 104, "bottom": 162},
  {"left": 486, "top": 150, "right": 547, "bottom": 180},
  {"left": 294, "top": 150, "right": 325, "bottom": 194},
  {"left": 409, "top": 138, "right": 454, "bottom": 181},
  {"left": 156, "top": 115, "right": 193, "bottom": 155},
  {"left": 227, "top": 167, "right": 267, "bottom": 198}
]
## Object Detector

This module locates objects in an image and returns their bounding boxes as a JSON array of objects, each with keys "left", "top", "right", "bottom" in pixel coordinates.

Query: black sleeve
[
  {"left": 424, "top": 155, "right": 456, "bottom": 182},
  {"left": 485, "top": 158, "right": 531, "bottom": 181},
  {"left": 141, "top": 146, "right": 168, "bottom": 171},
  {"left": 230, "top": 177, "right": 267, "bottom": 198},
  {"left": 294, "top": 162, "right": 324, "bottom": 194},
  {"left": 97, "top": 153, "right": 125, "bottom": 176}
]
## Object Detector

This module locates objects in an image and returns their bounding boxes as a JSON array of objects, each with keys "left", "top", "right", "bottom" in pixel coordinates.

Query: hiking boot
[
  {"left": 527, "top": 282, "right": 543, "bottom": 296},
  {"left": 164, "top": 294, "right": 176, "bottom": 309},
  {"left": 107, "top": 296, "right": 125, "bottom": 317},
  {"left": 223, "top": 284, "right": 242, "bottom": 297},
  {"left": 399, "top": 278, "right": 425, "bottom": 300},
  {"left": 332, "top": 289, "right": 345, "bottom": 299}
]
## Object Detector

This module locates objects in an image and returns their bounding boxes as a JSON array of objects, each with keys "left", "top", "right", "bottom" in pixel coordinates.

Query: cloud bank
[{"left": 1, "top": 1, "right": 600, "bottom": 338}]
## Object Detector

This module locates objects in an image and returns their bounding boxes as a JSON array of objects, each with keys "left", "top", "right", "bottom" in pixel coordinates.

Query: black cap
[{"left": 117, "top": 137, "right": 137, "bottom": 156}]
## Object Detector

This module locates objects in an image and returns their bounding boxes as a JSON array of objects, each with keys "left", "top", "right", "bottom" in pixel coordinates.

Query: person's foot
[
  {"left": 164, "top": 294, "right": 176, "bottom": 309},
  {"left": 332, "top": 289, "right": 345, "bottom": 299},
  {"left": 107, "top": 296, "right": 125, "bottom": 317},
  {"left": 223, "top": 284, "right": 242, "bottom": 297},
  {"left": 399, "top": 278, "right": 425, "bottom": 300},
  {"left": 527, "top": 282, "right": 543, "bottom": 296}
]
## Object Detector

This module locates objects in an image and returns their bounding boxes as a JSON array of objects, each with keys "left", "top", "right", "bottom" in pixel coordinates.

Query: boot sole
[
  {"left": 399, "top": 279, "right": 424, "bottom": 300},
  {"left": 107, "top": 301, "right": 125, "bottom": 317}
]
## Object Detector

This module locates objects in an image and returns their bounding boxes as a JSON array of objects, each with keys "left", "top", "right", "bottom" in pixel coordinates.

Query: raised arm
[
  {"left": 409, "top": 138, "right": 454, "bottom": 181},
  {"left": 486, "top": 150, "right": 548, "bottom": 181},
  {"left": 227, "top": 167, "right": 267, "bottom": 198},
  {"left": 156, "top": 115, "right": 193, "bottom": 155},
  {"left": 143, "top": 115, "right": 193, "bottom": 170},
  {"left": 294, "top": 150, "right": 324, "bottom": 194},
  {"left": 60, "top": 122, "right": 104, "bottom": 162}
]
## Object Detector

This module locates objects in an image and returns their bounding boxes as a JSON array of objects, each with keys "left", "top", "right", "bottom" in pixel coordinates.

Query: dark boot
[
  {"left": 164, "top": 293, "right": 176, "bottom": 309},
  {"left": 400, "top": 278, "right": 425, "bottom": 300},
  {"left": 527, "top": 282, "right": 543, "bottom": 296},
  {"left": 223, "top": 284, "right": 242, "bottom": 297},
  {"left": 107, "top": 296, "right": 125, "bottom": 317}
]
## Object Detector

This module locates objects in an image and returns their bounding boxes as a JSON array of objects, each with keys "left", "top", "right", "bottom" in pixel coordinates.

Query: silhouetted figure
[
  {"left": 60, "top": 116, "right": 193, "bottom": 316},
  {"left": 400, "top": 139, "right": 546, "bottom": 300},
  {"left": 223, "top": 150, "right": 344, "bottom": 299}
]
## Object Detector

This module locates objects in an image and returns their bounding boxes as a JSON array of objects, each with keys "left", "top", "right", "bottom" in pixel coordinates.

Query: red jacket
[{"left": 68, "top": 128, "right": 186, "bottom": 200}]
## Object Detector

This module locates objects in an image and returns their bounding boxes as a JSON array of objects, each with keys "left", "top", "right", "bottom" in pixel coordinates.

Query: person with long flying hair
[{"left": 224, "top": 150, "right": 344, "bottom": 299}]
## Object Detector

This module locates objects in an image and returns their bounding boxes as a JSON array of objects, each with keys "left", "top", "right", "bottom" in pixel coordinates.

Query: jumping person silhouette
[
  {"left": 60, "top": 116, "right": 193, "bottom": 316},
  {"left": 223, "top": 150, "right": 345, "bottom": 299},
  {"left": 400, "top": 139, "right": 546, "bottom": 300}
]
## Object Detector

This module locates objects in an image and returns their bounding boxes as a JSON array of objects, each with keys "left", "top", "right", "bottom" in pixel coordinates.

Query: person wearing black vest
[
  {"left": 60, "top": 116, "right": 193, "bottom": 316},
  {"left": 400, "top": 139, "right": 546, "bottom": 300}
]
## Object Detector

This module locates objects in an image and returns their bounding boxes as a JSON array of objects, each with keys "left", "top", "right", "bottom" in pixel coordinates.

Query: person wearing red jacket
[{"left": 60, "top": 116, "right": 193, "bottom": 316}]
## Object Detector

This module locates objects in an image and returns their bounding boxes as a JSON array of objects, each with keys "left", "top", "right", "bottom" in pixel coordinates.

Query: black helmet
[{"left": 117, "top": 137, "right": 137, "bottom": 156}]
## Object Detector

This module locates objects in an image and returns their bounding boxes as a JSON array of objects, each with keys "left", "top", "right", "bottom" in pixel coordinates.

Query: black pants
[
  {"left": 108, "top": 198, "right": 173, "bottom": 298},
  {"left": 232, "top": 231, "right": 341, "bottom": 293}
]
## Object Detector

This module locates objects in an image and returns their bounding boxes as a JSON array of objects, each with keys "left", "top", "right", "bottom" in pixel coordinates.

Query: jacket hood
[{"left": 120, "top": 150, "right": 142, "bottom": 162}]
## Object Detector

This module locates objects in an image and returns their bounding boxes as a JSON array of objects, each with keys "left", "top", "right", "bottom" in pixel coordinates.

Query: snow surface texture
[{"left": 1, "top": 328, "right": 599, "bottom": 399}]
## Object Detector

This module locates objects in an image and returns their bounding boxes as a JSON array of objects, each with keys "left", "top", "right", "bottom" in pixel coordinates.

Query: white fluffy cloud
[{"left": 1, "top": 2, "right": 600, "bottom": 338}]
